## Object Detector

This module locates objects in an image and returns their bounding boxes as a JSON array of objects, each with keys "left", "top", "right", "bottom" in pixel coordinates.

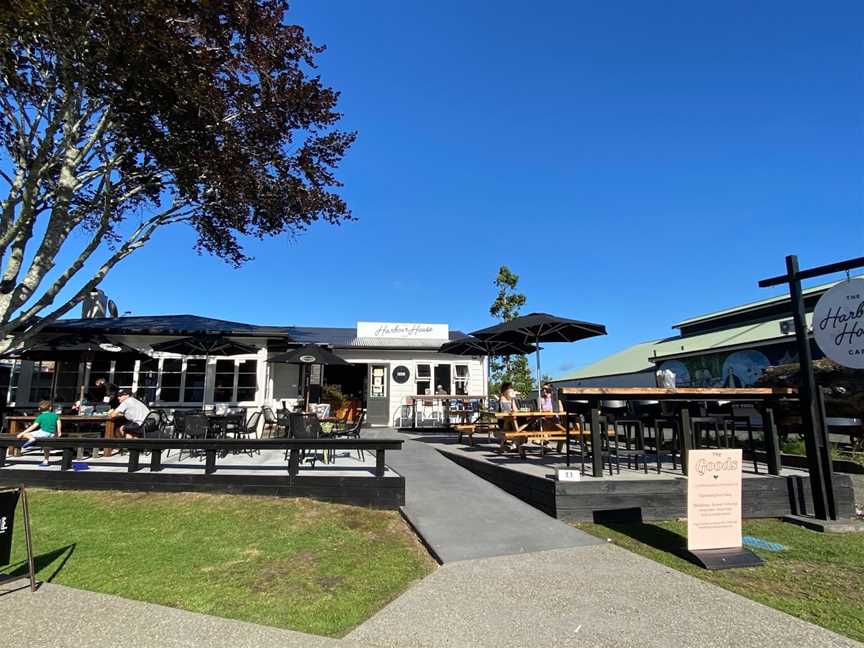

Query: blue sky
[{"left": 94, "top": 0, "right": 863, "bottom": 377}]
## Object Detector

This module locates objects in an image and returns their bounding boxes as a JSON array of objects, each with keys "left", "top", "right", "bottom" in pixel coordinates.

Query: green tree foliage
[
  {"left": 0, "top": 1, "right": 354, "bottom": 350},
  {"left": 488, "top": 265, "right": 534, "bottom": 396}
]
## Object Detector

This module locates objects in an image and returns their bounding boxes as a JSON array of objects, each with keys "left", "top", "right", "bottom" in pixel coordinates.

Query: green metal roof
[
  {"left": 553, "top": 339, "right": 660, "bottom": 381},
  {"left": 554, "top": 312, "right": 810, "bottom": 382}
]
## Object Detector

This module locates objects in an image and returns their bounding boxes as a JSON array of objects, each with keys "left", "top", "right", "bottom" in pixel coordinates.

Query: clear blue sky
[{"left": 96, "top": 0, "right": 864, "bottom": 377}]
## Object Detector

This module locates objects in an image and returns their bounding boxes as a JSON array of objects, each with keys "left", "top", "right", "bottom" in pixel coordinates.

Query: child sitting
[{"left": 17, "top": 400, "right": 62, "bottom": 467}]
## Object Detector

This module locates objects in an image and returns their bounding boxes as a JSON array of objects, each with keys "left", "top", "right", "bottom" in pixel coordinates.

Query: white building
[{"left": 1, "top": 316, "right": 488, "bottom": 427}]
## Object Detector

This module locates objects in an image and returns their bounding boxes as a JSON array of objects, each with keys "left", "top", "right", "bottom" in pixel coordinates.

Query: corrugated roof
[
  {"left": 554, "top": 313, "right": 808, "bottom": 382},
  {"left": 42, "top": 316, "right": 466, "bottom": 350},
  {"left": 672, "top": 277, "right": 855, "bottom": 329},
  {"left": 553, "top": 340, "right": 660, "bottom": 381}
]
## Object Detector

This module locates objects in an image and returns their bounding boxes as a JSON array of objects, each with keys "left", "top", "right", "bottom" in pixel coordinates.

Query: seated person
[
  {"left": 498, "top": 382, "right": 516, "bottom": 412},
  {"left": 17, "top": 400, "right": 61, "bottom": 466},
  {"left": 108, "top": 389, "right": 151, "bottom": 438},
  {"left": 539, "top": 384, "right": 555, "bottom": 412}
]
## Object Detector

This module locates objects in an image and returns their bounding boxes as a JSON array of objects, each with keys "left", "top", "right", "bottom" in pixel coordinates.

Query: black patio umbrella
[
  {"left": 1, "top": 334, "right": 151, "bottom": 402},
  {"left": 471, "top": 313, "right": 606, "bottom": 400},
  {"left": 438, "top": 335, "right": 538, "bottom": 357},
  {"left": 151, "top": 335, "right": 259, "bottom": 408},
  {"left": 268, "top": 344, "right": 350, "bottom": 409},
  {"left": 471, "top": 312, "right": 606, "bottom": 466}
]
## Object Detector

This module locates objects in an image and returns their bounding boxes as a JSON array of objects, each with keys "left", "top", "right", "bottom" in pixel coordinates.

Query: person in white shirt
[{"left": 108, "top": 389, "right": 151, "bottom": 438}]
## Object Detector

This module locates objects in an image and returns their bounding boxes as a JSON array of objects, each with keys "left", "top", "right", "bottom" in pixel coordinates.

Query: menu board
[{"left": 687, "top": 449, "right": 743, "bottom": 552}]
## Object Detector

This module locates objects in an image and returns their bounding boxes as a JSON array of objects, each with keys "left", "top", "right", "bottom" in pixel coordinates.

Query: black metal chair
[
  {"left": 285, "top": 412, "right": 321, "bottom": 467},
  {"left": 635, "top": 400, "right": 681, "bottom": 473},
  {"left": 178, "top": 414, "right": 209, "bottom": 461},
  {"left": 602, "top": 400, "right": 647, "bottom": 474},
  {"left": 261, "top": 406, "right": 280, "bottom": 438},
  {"left": 332, "top": 409, "right": 367, "bottom": 461}
]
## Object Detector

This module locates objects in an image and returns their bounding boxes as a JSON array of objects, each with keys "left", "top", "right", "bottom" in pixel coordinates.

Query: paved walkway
[{"left": 364, "top": 429, "right": 600, "bottom": 563}]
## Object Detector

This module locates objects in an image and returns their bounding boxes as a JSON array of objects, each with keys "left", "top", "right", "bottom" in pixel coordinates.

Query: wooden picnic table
[
  {"left": 556, "top": 387, "right": 798, "bottom": 477},
  {"left": 6, "top": 415, "right": 119, "bottom": 457},
  {"left": 495, "top": 411, "right": 573, "bottom": 458}
]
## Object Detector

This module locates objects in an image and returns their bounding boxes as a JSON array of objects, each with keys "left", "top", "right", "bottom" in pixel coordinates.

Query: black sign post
[
  {"left": 758, "top": 254, "right": 864, "bottom": 521},
  {"left": 0, "top": 486, "right": 36, "bottom": 592}
]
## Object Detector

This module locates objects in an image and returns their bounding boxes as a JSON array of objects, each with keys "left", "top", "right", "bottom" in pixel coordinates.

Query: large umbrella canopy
[
  {"left": 150, "top": 335, "right": 258, "bottom": 356},
  {"left": 438, "top": 336, "right": 538, "bottom": 357},
  {"left": 1, "top": 334, "right": 151, "bottom": 402},
  {"left": 1, "top": 336, "right": 150, "bottom": 362},
  {"left": 268, "top": 344, "right": 350, "bottom": 366},
  {"left": 471, "top": 313, "right": 606, "bottom": 345},
  {"left": 471, "top": 312, "right": 606, "bottom": 467}
]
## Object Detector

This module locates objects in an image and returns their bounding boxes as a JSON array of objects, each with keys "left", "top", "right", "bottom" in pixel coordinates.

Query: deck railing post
[
  {"left": 288, "top": 448, "right": 300, "bottom": 477},
  {"left": 204, "top": 449, "right": 217, "bottom": 474},
  {"left": 61, "top": 447, "right": 73, "bottom": 471},
  {"left": 762, "top": 406, "right": 781, "bottom": 476},
  {"left": 375, "top": 449, "right": 385, "bottom": 477},
  {"left": 128, "top": 449, "right": 140, "bottom": 473},
  {"left": 150, "top": 449, "right": 163, "bottom": 472}
]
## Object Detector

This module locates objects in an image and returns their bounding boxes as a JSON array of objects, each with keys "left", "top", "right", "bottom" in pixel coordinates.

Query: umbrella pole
[
  {"left": 536, "top": 335, "right": 542, "bottom": 407},
  {"left": 202, "top": 353, "right": 209, "bottom": 411}
]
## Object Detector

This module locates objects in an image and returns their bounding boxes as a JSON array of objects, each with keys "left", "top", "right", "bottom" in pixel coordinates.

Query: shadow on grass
[
  {"left": 0, "top": 543, "right": 76, "bottom": 594},
  {"left": 592, "top": 518, "right": 705, "bottom": 567}
]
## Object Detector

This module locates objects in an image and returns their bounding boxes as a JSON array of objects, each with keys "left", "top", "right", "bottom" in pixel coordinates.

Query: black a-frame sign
[{"left": 0, "top": 486, "right": 36, "bottom": 592}]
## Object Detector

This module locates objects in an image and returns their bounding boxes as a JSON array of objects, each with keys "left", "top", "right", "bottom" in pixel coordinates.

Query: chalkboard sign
[
  {"left": 392, "top": 366, "right": 410, "bottom": 384},
  {"left": 0, "top": 489, "right": 19, "bottom": 566}
]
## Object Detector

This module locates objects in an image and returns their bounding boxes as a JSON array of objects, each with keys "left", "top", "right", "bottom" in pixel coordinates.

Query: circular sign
[
  {"left": 299, "top": 355, "right": 317, "bottom": 363},
  {"left": 392, "top": 365, "right": 410, "bottom": 384},
  {"left": 98, "top": 342, "right": 124, "bottom": 353},
  {"left": 813, "top": 278, "right": 864, "bottom": 368}
]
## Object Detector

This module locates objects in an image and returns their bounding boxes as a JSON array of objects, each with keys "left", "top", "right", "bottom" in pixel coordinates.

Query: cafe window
[
  {"left": 237, "top": 359, "right": 257, "bottom": 401},
  {"left": 55, "top": 360, "right": 82, "bottom": 403},
  {"left": 29, "top": 361, "right": 55, "bottom": 402},
  {"left": 454, "top": 365, "right": 469, "bottom": 395},
  {"left": 0, "top": 361, "right": 17, "bottom": 405},
  {"left": 183, "top": 358, "right": 206, "bottom": 403},
  {"left": 159, "top": 358, "right": 182, "bottom": 402},
  {"left": 138, "top": 358, "right": 159, "bottom": 403},
  {"left": 416, "top": 363, "right": 431, "bottom": 396},
  {"left": 213, "top": 359, "right": 258, "bottom": 403},
  {"left": 114, "top": 358, "right": 136, "bottom": 395}
]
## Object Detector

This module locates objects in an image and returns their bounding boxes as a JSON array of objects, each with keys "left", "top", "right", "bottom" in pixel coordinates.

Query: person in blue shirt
[{"left": 17, "top": 400, "right": 62, "bottom": 466}]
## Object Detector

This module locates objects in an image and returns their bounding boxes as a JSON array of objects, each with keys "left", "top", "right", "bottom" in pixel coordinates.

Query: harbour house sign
[
  {"left": 357, "top": 322, "right": 449, "bottom": 340},
  {"left": 813, "top": 278, "right": 864, "bottom": 369}
]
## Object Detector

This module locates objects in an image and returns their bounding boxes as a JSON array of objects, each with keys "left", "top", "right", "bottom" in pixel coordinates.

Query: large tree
[
  {"left": 0, "top": 0, "right": 355, "bottom": 351},
  {"left": 488, "top": 265, "right": 534, "bottom": 396}
]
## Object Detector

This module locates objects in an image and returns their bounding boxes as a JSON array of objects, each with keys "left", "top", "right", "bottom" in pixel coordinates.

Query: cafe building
[
  {"left": 552, "top": 277, "right": 851, "bottom": 389},
  {"left": 0, "top": 315, "right": 487, "bottom": 427}
]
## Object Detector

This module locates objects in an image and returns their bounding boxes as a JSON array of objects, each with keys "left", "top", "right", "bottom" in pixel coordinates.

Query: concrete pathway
[
  {"left": 348, "top": 544, "right": 861, "bottom": 648},
  {"left": 0, "top": 581, "right": 361, "bottom": 648},
  {"left": 365, "top": 429, "right": 600, "bottom": 563}
]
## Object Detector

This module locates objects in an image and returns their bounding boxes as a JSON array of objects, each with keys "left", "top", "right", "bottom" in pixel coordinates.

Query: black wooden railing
[{"left": 0, "top": 437, "right": 403, "bottom": 477}]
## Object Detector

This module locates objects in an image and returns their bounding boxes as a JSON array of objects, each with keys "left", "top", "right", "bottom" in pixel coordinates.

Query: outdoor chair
[
  {"left": 178, "top": 414, "right": 209, "bottom": 462},
  {"left": 707, "top": 401, "right": 759, "bottom": 473},
  {"left": 332, "top": 409, "right": 367, "bottom": 461},
  {"left": 634, "top": 401, "right": 681, "bottom": 473},
  {"left": 230, "top": 410, "right": 260, "bottom": 457},
  {"left": 261, "top": 406, "right": 280, "bottom": 438},
  {"left": 601, "top": 400, "right": 647, "bottom": 474},
  {"left": 285, "top": 412, "right": 322, "bottom": 467},
  {"left": 142, "top": 411, "right": 162, "bottom": 438}
]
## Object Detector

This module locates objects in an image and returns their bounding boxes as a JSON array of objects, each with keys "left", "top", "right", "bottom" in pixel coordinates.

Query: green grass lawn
[
  {"left": 5, "top": 490, "right": 435, "bottom": 637},
  {"left": 575, "top": 519, "right": 864, "bottom": 643}
]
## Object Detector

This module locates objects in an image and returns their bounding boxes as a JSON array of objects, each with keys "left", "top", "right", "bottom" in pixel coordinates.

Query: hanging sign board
[
  {"left": 687, "top": 449, "right": 743, "bottom": 552},
  {"left": 813, "top": 278, "right": 864, "bottom": 369},
  {"left": 0, "top": 488, "right": 20, "bottom": 565},
  {"left": 357, "top": 322, "right": 449, "bottom": 340}
]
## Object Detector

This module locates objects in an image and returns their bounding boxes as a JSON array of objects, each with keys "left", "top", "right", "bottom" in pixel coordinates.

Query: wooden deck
[
  {"left": 0, "top": 448, "right": 405, "bottom": 509},
  {"left": 418, "top": 435, "right": 857, "bottom": 522}
]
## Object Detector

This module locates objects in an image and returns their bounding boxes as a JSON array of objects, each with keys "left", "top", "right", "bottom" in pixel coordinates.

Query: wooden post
[
  {"left": 762, "top": 406, "right": 781, "bottom": 476},
  {"left": 785, "top": 255, "right": 832, "bottom": 520},
  {"left": 375, "top": 448, "right": 385, "bottom": 477},
  {"left": 589, "top": 407, "right": 603, "bottom": 477},
  {"left": 150, "top": 450, "right": 163, "bottom": 472}
]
